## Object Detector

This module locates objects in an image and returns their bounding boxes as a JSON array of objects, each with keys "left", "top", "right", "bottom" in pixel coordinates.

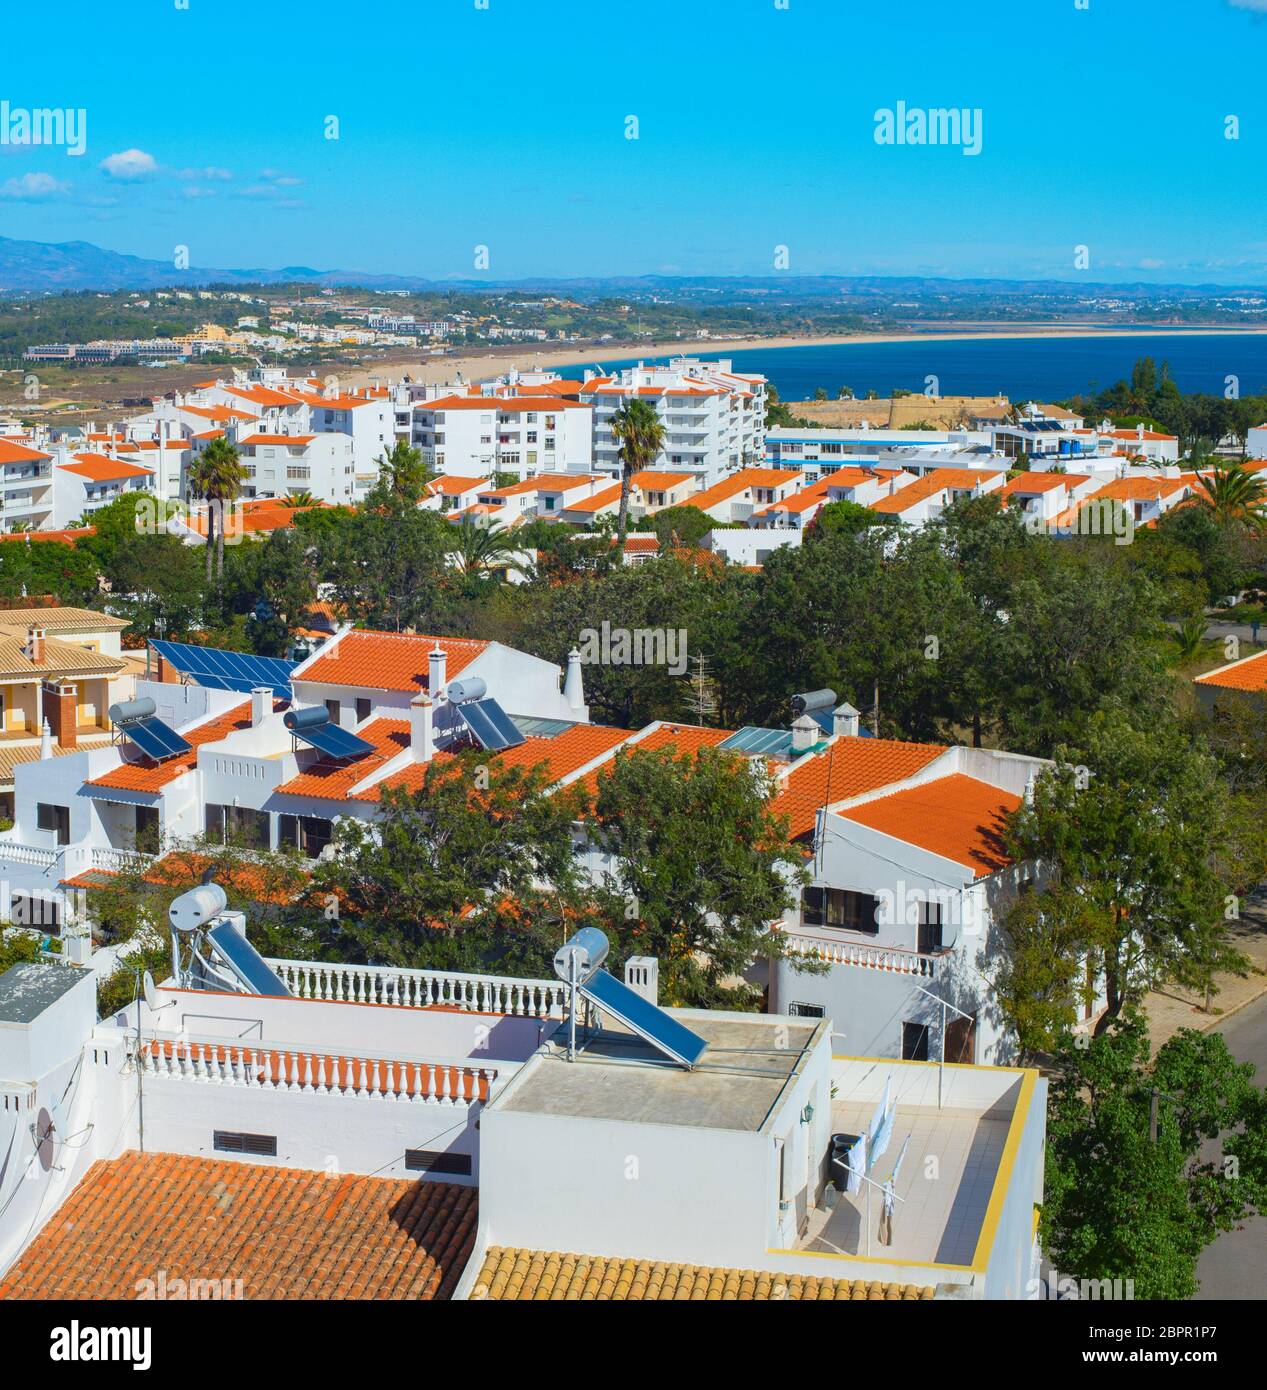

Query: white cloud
[
  {"left": 181, "top": 186, "right": 220, "bottom": 199},
  {"left": 0, "top": 171, "right": 70, "bottom": 200},
  {"left": 259, "top": 168, "right": 303, "bottom": 186},
  {"left": 1229, "top": 1, "right": 1267, "bottom": 11},
  {"left": 99, "top": 148, "right": 158, "bottom": 180},
  {"left": 177, "top": 165, "right": 232, "bottom": 180}
]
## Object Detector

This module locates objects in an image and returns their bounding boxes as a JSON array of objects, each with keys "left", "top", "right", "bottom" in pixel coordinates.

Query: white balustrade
[
  {"left": 267, "top": 957, "right": 568, "bottom": 1019},
  {"left": 784, "top": 934, "right": 942, "bottom": 979},
  {"left": 130, "top": 1038, "right": 495, "bottom": 1106}
]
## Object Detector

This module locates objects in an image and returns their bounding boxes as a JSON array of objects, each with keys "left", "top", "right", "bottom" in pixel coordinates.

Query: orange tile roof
[
  {"left": 60, "top": 454, "right": 153, "bottom": 482},
  {"left": 0, "top": 526, "right": 95, "bottom": 545},
  {"left": 352, "top": 721, "right": 636, "bottom": 802},
  {"left": 424, "top": 394, "right": 587, "bottom": 413},
  {"left": 1088, "top": 476, "right": 1189, "bottom": 503},
  {"left": 573, "top": 723, "right": 734, "bottom": 801},
  {"left": 472, "top": 1247, "right": 934, "bottom": 1301},
  {"left": 870, "top": 468, "right": 1002, "bottom": 515},
  {"left": 0, "top": 440, "right": 51, "bottom": 465},
  {"left": 240, "top": 433, "right": 317, "bottom": 447},
  {"left": 0, "top": 1152, "right": 476, "bottom": 1300},
  {"left": 622, "top": 535, "right": 660, "bottom": 553},
  {"left": 226, "top": 384, "right": 305, "bottom": 408},
  {"left": 562, "top": 483, "right": 623, "bottom": 513},
  {"left": 180, "top": 404, "right": 258, "bottom": 422},
  {"left": 426, "top": 474, "right": 491, "bottom": 497},
  {"left": 297, "top": 631, "right": 488, "bottom": 693},
  {"left": 772, "top": 736, "right": 947, "bottom": 841},
  {"left": 681, "top": 468, "right": 801, "bottom": 512},
  {"left": 999, "top": 473, "right": 1072, "bottom": 497},
  {"left": 837, "top": 772, "right": 1019, "bottom": 877},
  {"left": 185, "top": 497, "right": 330, "bottom": 537},
  {"left": 87, "top": 700, "right": 258, "bottom": 794},
  {"left": 278, "top": 716, "right": 411, "bottom": 798},
  {"left": 630, "top": 470, "right": 694, "bottom": 490},
  {"left": 1193, "top": 648, "right": 1267, "bottom": 692}
]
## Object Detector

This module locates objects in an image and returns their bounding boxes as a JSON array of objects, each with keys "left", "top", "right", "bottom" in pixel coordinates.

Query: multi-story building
[
  {"left": 410, "top": 392, "right": 593, "bottom": 479},
  {"left": 580, "top": 358, "right": 768, "bottom": 488}
]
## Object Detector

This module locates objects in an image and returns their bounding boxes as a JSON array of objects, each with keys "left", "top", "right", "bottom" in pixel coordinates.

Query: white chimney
[
  {"left": 563, "top": 647, "right": 586, "bottom": 714},
  {"left": 791, "top": 714, "right": 818, "bottom": 754},
  {"left": 410, "top": 693, "right": 434, "bottom": 762},
  {"left": 833, "top": 702, "right": 861, "bottom": 738},
  {"left": 250, "top": 685, "right": 270, "bottom": 727},
  {"left": 1024, "top": 770, "right": 1037, "bottom": 804},
  {"left": 39, "top": 717, "right": 52, "bottom": 760},
  {"left": 429, "top": 642, "right": 447, "bottom": 698}
]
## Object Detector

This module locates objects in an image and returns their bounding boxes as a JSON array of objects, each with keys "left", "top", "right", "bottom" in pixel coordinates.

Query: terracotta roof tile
[
  {"left": 1193, "top": 648, "right": 1267, "bottom": 693},
  {"left": 837, "top": 772, "right": 1019, "bottom": 877},
  {"left": 772, "top": 736, "right": 947, "bottom": 841},
  {"left": 278, "top": 716, "right": 411, "bottom": 798},
  {"left": 297, "top": 631, "right": 489, "bottom": 693},
  {"left": 471, "top": 1247, "right": 934, "bottom": 1301},
  {"left": 0, "top": 1152, "right": 476, "bottom": 1300},
  {"left": 86, "top": 699, "right": 261, "bottom": 794}
]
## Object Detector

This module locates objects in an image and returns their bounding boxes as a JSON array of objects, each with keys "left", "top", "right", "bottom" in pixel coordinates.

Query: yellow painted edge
[
  {"left": 968, "top": 1068, "right": 1036, "bottom": 1272},
  {"left": 768, "top": 1244, "right": 972, "bottom": 1274}
]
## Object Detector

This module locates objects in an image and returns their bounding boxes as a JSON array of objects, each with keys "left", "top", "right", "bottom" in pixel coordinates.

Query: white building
[
  {"left": 580, "top": 358, "right": 768, "bottom": 489},
  {"left": 411, "top": 393, "right": 593, "bottom": 480}
]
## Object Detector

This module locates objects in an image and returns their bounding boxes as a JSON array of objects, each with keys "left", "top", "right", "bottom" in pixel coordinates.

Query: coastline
[{"left": 344, "top": 324, "right": 1267, "bottom": 388}]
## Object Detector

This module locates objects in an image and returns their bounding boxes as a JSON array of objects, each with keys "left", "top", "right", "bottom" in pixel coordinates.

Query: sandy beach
[{"left": 343, "top": 324, "right": 1267, "bottom": 389}]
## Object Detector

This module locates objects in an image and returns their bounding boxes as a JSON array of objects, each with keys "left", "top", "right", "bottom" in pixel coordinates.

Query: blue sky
[{"left": 2, "top": 0, "right": 1266, "bottom": 283}]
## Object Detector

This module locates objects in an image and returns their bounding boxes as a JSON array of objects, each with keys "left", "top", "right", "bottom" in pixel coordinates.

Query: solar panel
[
  {"left": 579, "top": 968, "right": 709, "bottom": 1069},
  {"left": 510, "top": 715, "right": 575, "bottom": 739},
  {"left": 121, "top": 715, "right": 192, "bottom": 761},
  {"left": 720, "top": 726, "right": 794, "bottom": 756},
  {"left": 456, "top": 697, "right": 526, "bottom": 752},
  {"left": 206, "top": 922, "right": 292, "bottom": 997},
  {"left": 295, "top": 720, "right": 376, "bottom": 761},
  {"left": 150, "top": 639, "right": 297, "bottom": 698}
]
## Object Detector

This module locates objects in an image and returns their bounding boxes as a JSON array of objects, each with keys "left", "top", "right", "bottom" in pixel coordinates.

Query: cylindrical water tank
[
  {"left": 790, "top": 689, "right": 837, "bottom": 716},
  {"left": 553, "top": 926, "right": 610, "bottom": 984},
  {"left": 284, "top": 705, "right": 330, "bottom": 732},
  {"left": 168, "top": 883, "right": 228, "bottom": 934},
  {"left": 447, "top": 676, "right": 487, "bottom": 704},
  {"left": 108, "top": 696, "right": 157, "bottom": 725}
]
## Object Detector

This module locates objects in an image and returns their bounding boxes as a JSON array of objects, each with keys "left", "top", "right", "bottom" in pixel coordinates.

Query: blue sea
[{"left": 585, "top": 332, "right": 1267, "bottom": 403}]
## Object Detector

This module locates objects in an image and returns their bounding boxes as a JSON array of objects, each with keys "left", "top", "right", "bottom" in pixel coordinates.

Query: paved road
[{"left": 1192, "top": 992, "right": 1267, "bottom": 1300}]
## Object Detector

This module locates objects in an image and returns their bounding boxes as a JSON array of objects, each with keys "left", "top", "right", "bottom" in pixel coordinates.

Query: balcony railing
[
  {"left": 784, "top": 933, "right": 943, "bottom": 979},
  {"left": 131, "top": 1037, "right": 496, "bottom": 1105},
  {"left": 267, "top": 957, "right": 568, "bottom": 1018}
]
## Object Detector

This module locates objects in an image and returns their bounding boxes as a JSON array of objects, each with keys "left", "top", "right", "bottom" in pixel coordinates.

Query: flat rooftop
[
  {"left": 801, "top": 1092, "right": 1015, "bottom": 1266},
  {"left": 494, "top": 1014, "right": 820, "bottom": 1132},
  {"left": 0, "top": 963, "right": 86, "bottom": 1023}
]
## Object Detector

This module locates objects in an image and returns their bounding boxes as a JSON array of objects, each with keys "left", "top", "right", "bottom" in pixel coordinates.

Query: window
[
  {"left": 214, "top": 1130, "right": 277, "bottom": 1157},
  {"left": 801, "top": 886, "right": 879, "bottom": 934},
  {"left": 355, "top": 698, "right": 371, "bottom": 723},
  {"left": 788, "top": 1001, "right": 825, "bottom": 1019},
  {"left": 279, "top": 813, "right": 333, "bottom": 859},
  {"left": 918, "top": 901, "right": 943, "bottom": 954},
  {"left": 205, "top": 804, "right": 270, "bottom": 849},
  {"left": 37, "top": 802, "right": 70, "bottom": 845},
  {"left": 325, "top": 700, "right": 341, "bottom": 724},
  {"left": 902, "top": 1022, "right": 930, "bottom": 1061},
  {"left": 135, "top": 806, "right": 160, "bottom": 854},
  {"left": 405, "top": 1149, "right": 473, "bottom": 1176}
]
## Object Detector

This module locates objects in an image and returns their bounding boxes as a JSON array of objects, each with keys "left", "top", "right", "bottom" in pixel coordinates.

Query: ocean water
[{"left": 586, "top": 332, "right": 1267, "bottom": 403}]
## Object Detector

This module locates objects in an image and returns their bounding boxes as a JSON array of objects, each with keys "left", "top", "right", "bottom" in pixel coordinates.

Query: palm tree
[
  {"left": 1170, "top": 615, "right": 1208, "bottom": 662},
  {"left": 1191, "top": 462, "right": 1267, "bottom": 530},
  {"left": 448, "top": 515, "right": 531, "bottom": 581},
  {"left": 609, "top": 398, "right": 666, "bottom": 548},
  {"left": 283, "top": 489, "right": 316, "bottom": 508},
  {"left": 187, "top": 436, "right": 246, "bottom": 580}
]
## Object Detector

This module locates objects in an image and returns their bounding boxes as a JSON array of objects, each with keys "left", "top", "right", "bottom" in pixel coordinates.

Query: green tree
[
  {"left": 609, "top": 398, "right": 666, "bottom": 548},
  {"left": 373, "top": 438, "right": 430, "bottom": 506},
  {"left": 314, "top": 751, "right": 588, "bottom": 974},
  {"left": 1043, "top": 1016, "right": 1267, "bottom": 1300},
  {"left": 187, "top": 436, "right": 246, "bottom": 581},
  {"left": 1191, "top": 462, "right": 1267, "bottom": 531},
  {"left": 1004, "top": 712, "right": 1245, "bottom": 1032},
  {"left": 588, "top": 744, "right": 806, "bottom": 1007}
]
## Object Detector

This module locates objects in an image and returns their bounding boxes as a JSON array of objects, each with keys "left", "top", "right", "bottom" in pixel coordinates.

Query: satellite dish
[{"left": 142, "top": 971, "right": 158, "bottom": 1012}]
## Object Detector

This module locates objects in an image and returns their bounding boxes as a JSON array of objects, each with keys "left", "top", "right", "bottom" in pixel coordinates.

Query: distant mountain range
[{"left": 2, "top": 234, "right": 1265, "bottom": 301}]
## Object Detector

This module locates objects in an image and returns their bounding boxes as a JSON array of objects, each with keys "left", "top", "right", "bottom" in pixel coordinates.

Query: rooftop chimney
[
  {"left": 410, "top": 694, "right": 434, "bottom": 762},
  {"left": 25, "top": 627, "right": 46, "bottom": 663},
  {"left": 1024, "top": 770, "right": 1037, "bottom": 804},
  {"left": 564, "top": 647, "right": 587, "bottom": 714},
  {"left": 791, "top": 714, "right": 819, "bottom": 754},
  {"left": 428, "top": 642, "right": 447, "bottom": 698},
  {"left": 39, "top": 717, "right": 52, "bottom": 760},
  {"left": 250, "top": 685, "right": 270, "bottom": 727},
  {"left": 833, "top": 701, "right": 861, "bottom": 738}
]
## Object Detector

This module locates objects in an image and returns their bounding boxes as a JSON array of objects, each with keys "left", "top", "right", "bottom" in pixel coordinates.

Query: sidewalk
[{"left": 1144, "top": 890, "right": 1267, "bottom": 1049}]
